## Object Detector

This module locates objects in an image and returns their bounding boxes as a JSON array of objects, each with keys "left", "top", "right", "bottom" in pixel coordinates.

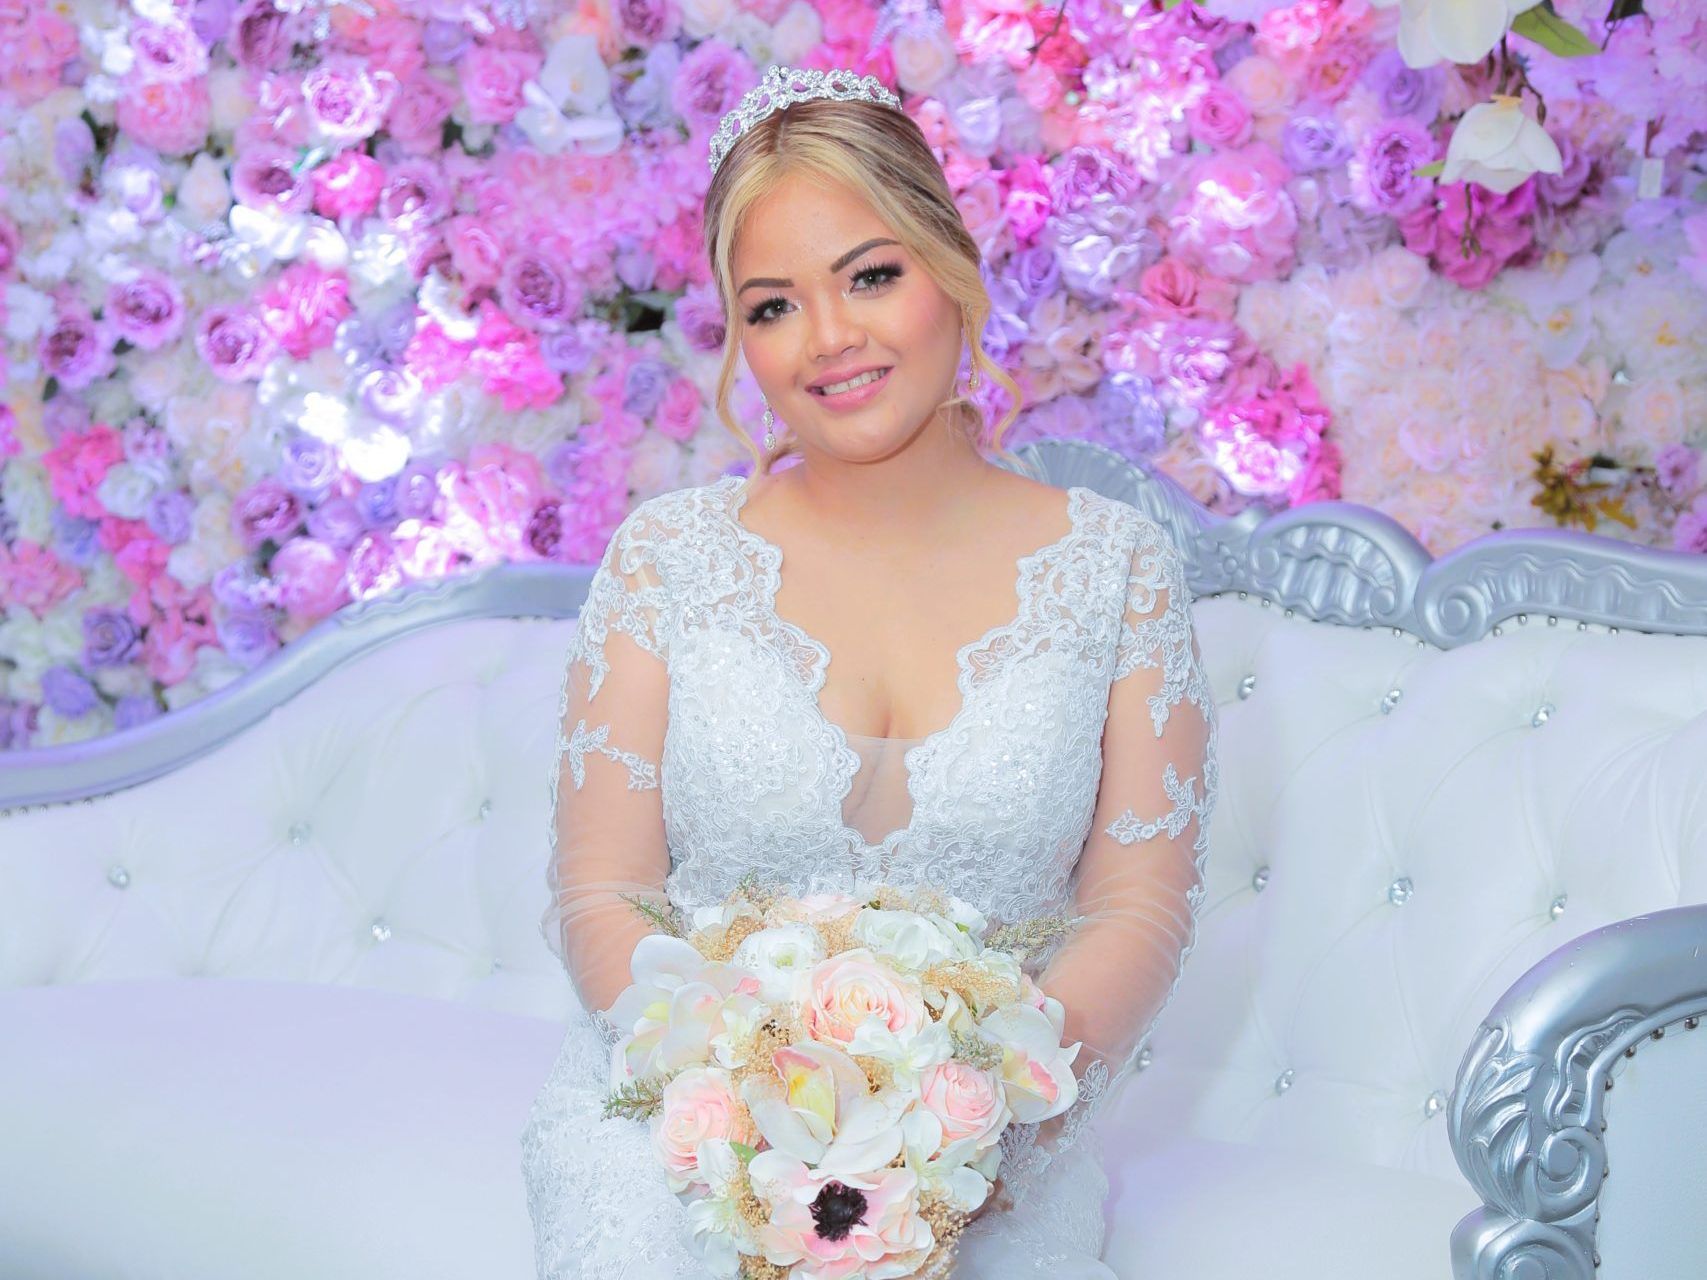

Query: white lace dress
[{"left": 521, "top": 473, "right": 1218, "bottom": 1278}]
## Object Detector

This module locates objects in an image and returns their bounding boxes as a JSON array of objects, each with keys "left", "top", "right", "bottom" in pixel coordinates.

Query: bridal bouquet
[{"left": 600, "top": 874, "right": 1083, "bottom": 1279}]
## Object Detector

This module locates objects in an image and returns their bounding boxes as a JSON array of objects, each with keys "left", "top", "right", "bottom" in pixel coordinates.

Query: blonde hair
[{"left": 701, "top": 96, "right": 1025, "bottom": 481}]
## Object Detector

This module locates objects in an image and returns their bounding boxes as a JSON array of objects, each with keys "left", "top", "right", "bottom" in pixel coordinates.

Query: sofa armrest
[{"left": 1447, "top": 904, "right": 1707, "bottom": 1280}]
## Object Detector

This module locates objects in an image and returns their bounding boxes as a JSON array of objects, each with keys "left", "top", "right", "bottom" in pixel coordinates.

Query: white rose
[
  {"left": 853, "top": 909, "right": 964, "bottom": 973},
  {"left": 770, "top": 1, "right": 824, "bottom": 66},
  {"left": 177, "top": 152, "right": 232, "bottom": 226},
  {"left": 680, "top": 0, "right": 737, "bottom": 40},
  {"left": 38, "top": 704, "right": 116, "bottom": 746},
  {"left": 95, "top": 461, "right": 158, "bottom": 521},
  {"left": 4, "top": 281, "right": 55, "bottom": 342},
  {"left": 1440, "top": 95, "right": 1563, "bottom": 196},
  {"left": 1367, "top": 245, "right": 1433, "bottom": 311},
  {"left": 207, "top": 66, "right": 255, "bottom": 135},
  {"left": 628, "top": 432, "right": 688, "bottom": 501},
  {"left": 725, "top": 11, "right": 775, "bottom": 64},
  {"left": 732, "top": 923, "right": 825, "bottom": 1006},
  {"left": 1371, "top": 0, "right": 1542, "bottom": 68},
  {"left": 2, "top": 459, "right": 54, "bottom": 544}
]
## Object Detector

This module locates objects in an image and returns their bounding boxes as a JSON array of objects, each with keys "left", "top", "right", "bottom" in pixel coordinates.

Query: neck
[{"left": 779, "top": 417, "right": 1004, "bottom": 550}]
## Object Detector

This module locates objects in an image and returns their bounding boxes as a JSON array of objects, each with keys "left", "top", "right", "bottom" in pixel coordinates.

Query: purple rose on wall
[
  {"left": 1348, "top": 119, "right": 1437, "bottom": 218},
  {"left": 306, "top": 496, "right": 366, "bottom": 549},
  {"left": 232, "top": 144, "right": 312, "bottom": 216},
  {"left": 107, "top": 269, "right": 187, "bottom": 351},
  {"left": 393, "top": 462, "right": 440, "bottom": 520},
  {"left": 500, "top": 250, "right": 580, "bottom": 332},
  {"left": 189, "top": 0, "right": 236, "bottom": 48},
  {"left": 1282, "top": 108, "right": 1352, "bottom": 174},
  {"left": 217, "top": 610, "right": 281, "bottom": 669},
  {"left": 278, "top": 433, "right": 339, "bottom": 499},
  {"left": 380, "top": 159, "right": 451, "bottom": 228},
  {"left": 623, "top": 358, "right": 670, "bottom": 419},
  {"left": 229, "top": 0, "right": 293, "bottom": 71},
  {"left": 130, "top": 19, "right": 210, "bottom": 82},
  {"left": 51, "top": 509, "right": 101, "bottom": 565},
  {"left": 421, "top": 19, "right": 469, "bottom": 64},
  {"left": 355, "top": 477, "right": 399, "bottom": 527},
  {"left": 302, "top": 56, "right": 398, "bottom": 144},
  {"left": 673, "top": 284, "right": 726, "bottom": 354},
  {"left": 1655, "top": 444, "right": 1700, "bottom": 496},
  {"left": 196, "top": 305, "right": 278, "bottom": 382},
  {"left": 539, "top": 327, "right": 595, "bottom": 376},
  {"left": 1361, "top": 49, "right": 1443, "bottom": 122},
  {"left": 614, "top": 0, "right": 680, "bottom": 45},
  {"left": 526, "top": 500, "right": 565, "bottom": 560},
  {"left": 84, "top": 607, "right": 144, "bottom": 667},
  {"left": 232, "top": 477, "right": 304, "bottom": 550},
  {"left": 113, "top": 693, "right": 162, "bottom": 731},
  {"left": 146, "top": 489, "right": 194, "bottom": 544},
  {"left": 42, "top": 666, "right": 99, "bottom": 719},
  {"left": 1007, "top": 243, "right": 1061, "bottom": 305},
  {"left": 612, "top": 43, "right": 682, "bottom": 131},
  {"left": 212, "top": 561, "right": 278, "bottom": 612},
  {"left": 0, "top": 698, "right": 39, "bottom": 749},
  {"left": 1093, "top": 373, "right": 1168, "bottom": 457},
  {"left": 356, "top": 366, "right": 423, "bottom": 425},
  {"left": 39, "top": 308, "right": 114, "bottom": 391}
]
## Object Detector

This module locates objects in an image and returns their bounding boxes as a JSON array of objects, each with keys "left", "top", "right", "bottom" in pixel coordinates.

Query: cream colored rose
[
  {"left": 770, "top": 1, "right": 824, "bottom": 65},
  {"left": 680, "top": 0, "right": 738, "bottom": 40},
  {"left": 652, "top": 1066, "right": 753, "bottom": 1194},
  {"left": 802, "top": 948, "right": 929, "bottom": 1047},
  {"left": 177, "top": 152, "right": 232, "bottom": 226},
  {"left": 893, "top": 25, "right": 958, "bottom": 95},
  {"left": 1, "top": 459, "right": 53, "bottom": 544},
  {"left": 1223, "top": 54, "right": 1294, "bottom": 117},
  {"left": 1367, "top": 245, "right": 1433, "bottom": 311},
  {"left": 207, "top": 67, "right": 255, "bottom": 135},
  {"left": 918, "top": 1060, "right": 1010, "bottom": 1152}
]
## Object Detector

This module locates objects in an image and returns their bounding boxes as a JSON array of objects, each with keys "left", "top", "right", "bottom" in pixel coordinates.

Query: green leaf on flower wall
[{"left": 1511, "top": 8, "right": 1601, "bottom": 56}]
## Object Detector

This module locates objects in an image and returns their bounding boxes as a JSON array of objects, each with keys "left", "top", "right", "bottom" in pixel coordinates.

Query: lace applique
[
  {"left": 564, "top": 719, "right": 659, "bottom": 791},
  {"left": 1104, "top": 761, "right": 1206, "bottom": 845}
]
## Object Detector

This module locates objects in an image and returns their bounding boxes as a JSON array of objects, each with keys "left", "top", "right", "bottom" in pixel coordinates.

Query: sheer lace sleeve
[
  {"left": 1004, "top": 513, "right": 1220, "bottom": 1204},
  {"left": 540, "top": 505, "right": 676, "bottom": 1033}
]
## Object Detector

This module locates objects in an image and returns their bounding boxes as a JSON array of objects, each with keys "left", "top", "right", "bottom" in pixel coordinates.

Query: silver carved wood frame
[{"left": 4, "top": 439, "right": 1706, "bottom": 1280}]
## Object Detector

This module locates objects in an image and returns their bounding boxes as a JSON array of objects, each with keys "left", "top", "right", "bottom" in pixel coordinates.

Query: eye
[{"left": 742, "top": 261, "right": 904, "bottom": 327}]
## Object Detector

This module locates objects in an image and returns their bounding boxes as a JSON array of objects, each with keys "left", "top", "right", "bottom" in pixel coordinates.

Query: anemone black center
[{"left": 809, "top": 1180, "right": 869, "bottom": 1241}]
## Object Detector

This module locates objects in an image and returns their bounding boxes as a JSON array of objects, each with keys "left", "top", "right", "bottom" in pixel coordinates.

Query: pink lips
[{"left": 808, "top": 365, "right": 892, "bottom": 411}]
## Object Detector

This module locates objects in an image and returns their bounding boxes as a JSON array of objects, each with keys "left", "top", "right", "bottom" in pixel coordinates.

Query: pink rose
[
  {"left": 256, "top": 262, "right": 352, "bottom": 360},
  {"left": 652, "top": 1067, "right": 752, "bottom": 1194},
  {"left": 445, "top": 216, "right": 505, "bottom": 290},
  {"left": 1002, "top": 156, "right": 1053, "bottom": 245},
  {"left": 919, "top": 1061, "right": 1009, "bottom": 1151},
  {"left": 115, "top": 77, "right": 211, "bottom": 155},
  {"left": 42, "top": 425, "right": 124, "bottom": 520},
  {"left": 386, "top": 72, "right": 458, "bottom": 155},
  {"left": 802, "top": 948, "right": 929, "bottom": 1048},
  {"left": 1169, "top": 144, "right": 1299, "bottom": 285},
  {"left": 0, "top": 541, "right": 84, "bottom": 617},
  {"left": 1135, "top": 258, "right": 1236, "bottom": 322},
  {"left": 654, "top": 377, "right": 703, "bottom": 442},
  {"left": 302, "top": 57, "right": 397, "bottom": 143},
  {"left": 270, "top": 536, "right": 350, "bottom": 621},
  {"left": 311, "top": 151, "right": 385, "bottom": 220},
  {"left": 1186, "top": 84, "right": 1252, "bottom": 150},
  {"left": 457, "top": 45, "right": 539, "bottom": 125}
]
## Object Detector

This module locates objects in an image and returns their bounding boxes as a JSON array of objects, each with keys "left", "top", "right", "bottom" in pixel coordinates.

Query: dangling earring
[
  {"left": 969, "top": 366, "right": 981, "bottom": 391},
  {"left": 762, "top": 401, "right": 776, "bottom": 452}
]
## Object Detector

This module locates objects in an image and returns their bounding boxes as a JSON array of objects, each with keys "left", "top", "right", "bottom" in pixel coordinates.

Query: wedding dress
[{"left": 520, "top": 470, "right": 1219, "bottom": 1278}]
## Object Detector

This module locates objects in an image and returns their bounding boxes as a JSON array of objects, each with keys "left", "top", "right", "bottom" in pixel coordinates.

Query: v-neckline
[{"left": 718, "top": 473, "right": 1092, "bottom": 780}]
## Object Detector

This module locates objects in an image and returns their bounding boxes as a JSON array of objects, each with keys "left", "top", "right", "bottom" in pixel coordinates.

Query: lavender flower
[
  {"left": 113, "top": 693, "right": 163, "bottom": 731},
  {"left": 84, "top": 608, "right": 143, "bottom": 667},
  {"left": 146, "top": 489, "right": 194, "bottom": 544},
  {"left": 42, "top": 666, "right": 99, "bottom": 719}
]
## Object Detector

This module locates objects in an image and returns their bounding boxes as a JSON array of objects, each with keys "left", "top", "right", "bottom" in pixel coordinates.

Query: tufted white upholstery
[{"left": 4, "top": 441, "right": 1706, "bottom": 1279}]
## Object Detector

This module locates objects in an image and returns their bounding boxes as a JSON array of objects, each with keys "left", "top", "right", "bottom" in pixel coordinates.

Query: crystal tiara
[{"left": 707, "top": 64, "right": 905, "bottom": 176}]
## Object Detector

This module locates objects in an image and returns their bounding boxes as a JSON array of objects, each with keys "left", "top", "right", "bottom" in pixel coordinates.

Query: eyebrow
[{"left": 737, "top": 238, "right": 901, "bottom": 295}]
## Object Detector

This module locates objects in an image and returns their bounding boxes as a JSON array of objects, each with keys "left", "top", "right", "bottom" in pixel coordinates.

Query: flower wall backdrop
[{"left": 0, "top": 0, "right": 1703, "bottom": 750}]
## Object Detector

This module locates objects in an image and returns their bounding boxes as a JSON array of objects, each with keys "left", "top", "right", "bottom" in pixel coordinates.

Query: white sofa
[{"left": 3, "top": 439, "right": 1704, "bottom": 1280}]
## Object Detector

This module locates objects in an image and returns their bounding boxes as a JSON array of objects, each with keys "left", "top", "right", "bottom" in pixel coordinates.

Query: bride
[{"left": 521, "top": 66, "right": 1219, "bottom": 1279}]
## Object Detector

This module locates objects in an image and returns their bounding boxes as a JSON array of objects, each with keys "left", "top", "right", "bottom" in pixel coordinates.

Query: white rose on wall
[{"left": 1440, "top": 96, "right": 1563, "bottom": 195}]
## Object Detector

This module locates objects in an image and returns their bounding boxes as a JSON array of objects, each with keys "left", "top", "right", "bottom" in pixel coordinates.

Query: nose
[{"left": 805, "top": 294, "right": 863, "bottom": 368}]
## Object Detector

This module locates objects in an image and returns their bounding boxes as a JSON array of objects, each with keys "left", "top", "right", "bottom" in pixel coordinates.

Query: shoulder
[{"left": 603, "top": 474, "right": 739, "bottom": 563}]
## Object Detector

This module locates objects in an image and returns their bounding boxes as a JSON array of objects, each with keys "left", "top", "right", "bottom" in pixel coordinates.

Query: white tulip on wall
[
  {"left": 1370, "top": 0, "right": 1545, "bottom": 68},
  {"left": 1441, "top": 95, "right": 1564, "bottom": 195}
]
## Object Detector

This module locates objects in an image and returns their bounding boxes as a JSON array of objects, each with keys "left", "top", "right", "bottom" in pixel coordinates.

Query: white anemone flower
[{"left": 1441, "top": 95, "right": 1564, "bottom": 196}]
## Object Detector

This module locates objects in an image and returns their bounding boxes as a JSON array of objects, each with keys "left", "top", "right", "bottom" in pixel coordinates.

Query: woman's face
[{"left": 731, "top": 171, "right": 964, "bottom": 465}]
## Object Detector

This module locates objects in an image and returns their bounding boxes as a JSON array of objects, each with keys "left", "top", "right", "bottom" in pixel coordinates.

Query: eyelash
[{"left": 743, "top": 261, "right": 905, "bottom": 327}]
